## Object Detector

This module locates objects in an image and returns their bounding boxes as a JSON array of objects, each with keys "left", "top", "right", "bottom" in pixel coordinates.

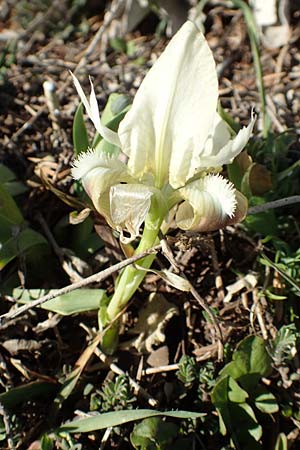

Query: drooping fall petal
[
  {"left": 110, "top": 184, "right": 153, "bottom": 243},
  {"left": 72, "top": 149, "right": 132, "bottom": 211},
  {"left": 175, "top": 174, "right": 247, "bottom": 232},
  {"left": 118, "top": 21, "right": 219, "bottom": 188}
]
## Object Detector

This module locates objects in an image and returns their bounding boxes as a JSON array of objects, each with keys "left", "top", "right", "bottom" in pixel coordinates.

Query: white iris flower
[{"left": 71, "top": 21, "right": 255, "bottom": 242}]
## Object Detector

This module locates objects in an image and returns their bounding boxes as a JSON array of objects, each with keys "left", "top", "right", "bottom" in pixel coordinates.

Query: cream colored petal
[
  {"left": 70, "top": 72, "right": 121, "bottom": 147},
  {"left": 198, "top": 113, "right": 231, "bottom": 159},
  {"left": 110, "top": 184, "right": 153, "bottom": 243},
  {"left": 72, "top": 149, "right": 131, "bottom": 211},
  {"left": 197, "top": 113, "right": 256, "bottom": 169},
  {"left": 175, "top": 174, "right": 247, "bottom": 232},
  {"left": 118, "top": 21, "right": 218, "bottom": 188}
]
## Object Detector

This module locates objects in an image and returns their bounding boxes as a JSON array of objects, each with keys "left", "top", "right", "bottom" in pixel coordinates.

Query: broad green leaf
[
  {"left": 211, "top": 376, "right": 247, "bottom": 436},
  {"left": 69, "top": 215, "right": 104, "bottom": 257},
  {"left": 4, "top": 180, "right": 28, "bottom": 196},
  {"left": 212, "top": 376, "right": 248, "bottom": 409},
  {"left": 219, "top": 335, "right": 272, "bottom": 387},
  {"left": 237, "top": 402, "right": 262, "bottom": 441},
  {"left": 13, "top": 288, "right": 108, "bottom": 315},
  {"left": 0, "top": 163, "right": 27, "bottom": 196},
  {"left": 244, "top": 196, "right": 278, "bottom": 235},
  {"left": 0, "top": 215, "right": 19, "bottom": 242},
  {"left": 254, "top": 387, "right": 279, "bottom": 414},
  {"left": 0, "top": 182, "right": 23, "bottom": 225},
  {"left": 0, "top": 163, "right": 15, "bottom": 183},
  {"left": 211, "top": 376, "right": 262, "bottom": 448},
  {"left": 0, "top": 228, "right": 47, "bottom": 270},
  {"left": 58, "top": 409, "right": 204, "bottom": 433},
  {"left": 0, "top": 382, "right": 57, "bottom": 409},
  {"left": 73, "top": 103, "right": 90, "bottom": 155},
  {"left": 130, "top": 417, "right": 178, "bottom": 450}
]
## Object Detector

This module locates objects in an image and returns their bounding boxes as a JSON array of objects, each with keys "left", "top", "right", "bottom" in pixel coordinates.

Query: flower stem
[{"left": 106, "top": 212, "right": 163, "bottom": 321}]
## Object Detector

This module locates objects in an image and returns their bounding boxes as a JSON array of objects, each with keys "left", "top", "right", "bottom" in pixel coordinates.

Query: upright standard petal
[
  {"left": 70, "top": 72, "right": 121, "bottom": 147},
  {"left": 118, "top": 21, "right": 219, "bottom": 188},
  {"left": 175, "top": 174, "right": 247, "bottom": 232}
]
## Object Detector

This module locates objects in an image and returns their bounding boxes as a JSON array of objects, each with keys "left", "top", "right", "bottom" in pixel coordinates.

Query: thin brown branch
[
  {"left": 247, "top": 196, "right": 300, "bottom": 215},
  {"left": 1, "top": 244, "right": 161, "bottom": 323}
]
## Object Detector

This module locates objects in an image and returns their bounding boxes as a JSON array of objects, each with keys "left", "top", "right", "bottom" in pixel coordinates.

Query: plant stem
[{"left": 106, "top": 210, "right": 163, "bottom": 321}]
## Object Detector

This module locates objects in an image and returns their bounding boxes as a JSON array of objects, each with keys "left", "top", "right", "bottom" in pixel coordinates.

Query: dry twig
[
  {"left": 248, "top": 196, "right": 300, "bottom": 215},
  {"left": 1, "top": 244, "right": 161, "bottom": 323}
]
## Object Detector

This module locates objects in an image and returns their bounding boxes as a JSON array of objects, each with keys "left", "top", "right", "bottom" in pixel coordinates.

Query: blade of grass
[
  {"left": 231, "top": 0, "right": 269, "bottom": 137},
  {"left": 58, "top": 409, "right": 204, "bottom": 433},
  {"left": 259, "top": 253, "right": 300, "bottom": 294},
  {"left": 197, "top": 0, "right": 269, "bottom": 137}
]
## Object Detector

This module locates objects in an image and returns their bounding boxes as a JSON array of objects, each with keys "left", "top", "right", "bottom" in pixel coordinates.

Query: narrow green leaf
[
  {"left": 218, "top": 103, "right": 241, "bottom": 134},
  {"left": 231, "top": 0, "right": 269, "bottom": 136},
  {"left": 0, "top": 382, "right": 57, "bottom": 409},
  {"left": 0, "top": 182, "right": 23, "bottom": 225},
  {"left": 73, "top": 103, "right": 89, "bottom": 155},
  {"left": 58, "top": 409, "right": 204, "bottom": 433},
  {"left": 240, "top": 163, "right": 256, "bottom": 198},
  {"left": 227, "top": 159, "right": 243, "bottom": 191},
  {"left": 51, "top": 337, "right": 103, "bottom": 421},
  {"left": 0, "top": 164, "right": 16, "bottom": 183},
  {"left": 91, "top": 93, "right": 130, "bottom": 152},
  {"left": 101, "top": 93, "right": 131, "bottom": 125},
  {"left": 13, "top": 288, "right": 108, "bottom": 315},
  {"left": 0, "top": 164, "right": 27, "bottom": 196},
  {"left": 136, "top": 266, "right": 191, "bottom": 292},
  {"left": 275, "top": 433, "right": 288, "bottom": 450},
  {"left": 40, "top": 435, "right": 54, "bottom": 450},
  {"left": 0, "top": 228, "right": 47, "bottom": 270},
  {"left": 198, "top": 0, "right": 269, "bottom": 136},
  {"left": 4, "top": 180, "right": 28, "bottom": 196},
  {"left": 264, "top": 289, "right": 287, "bottom": 301},
  {"left": 259, "top": 253, "right": 300, "bottom": 294}
]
